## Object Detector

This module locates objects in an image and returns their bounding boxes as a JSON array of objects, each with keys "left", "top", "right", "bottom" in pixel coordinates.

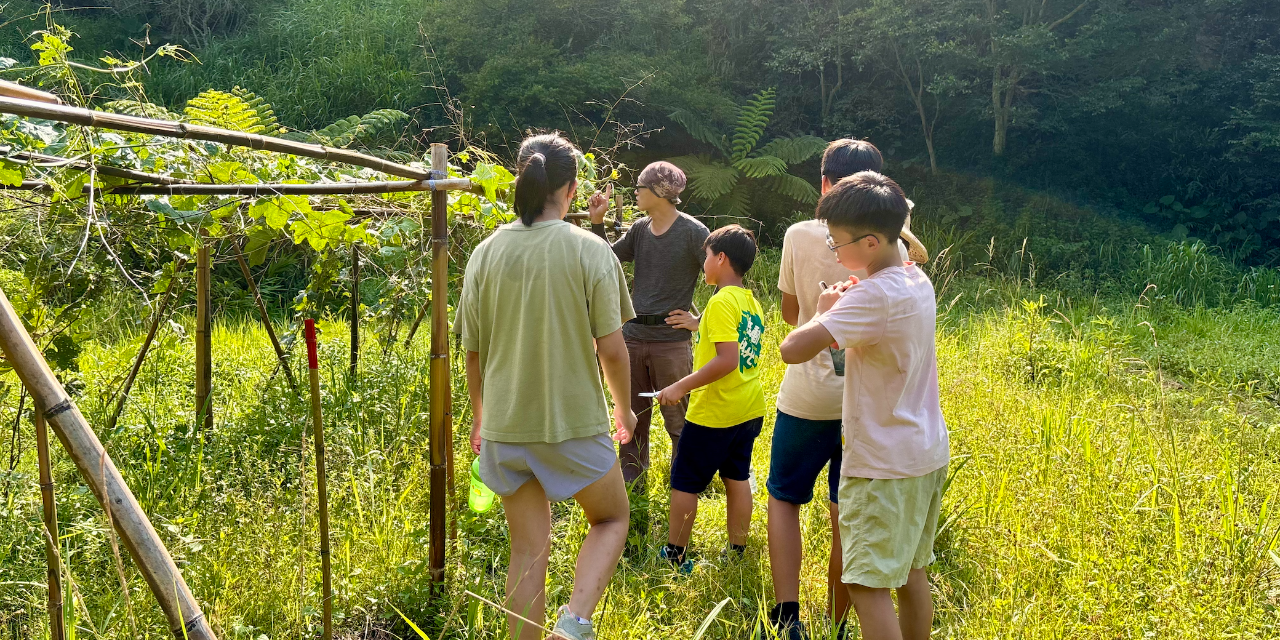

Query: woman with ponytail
[{"left": 455, "top": 133, "right": 636, "bottom": 640}]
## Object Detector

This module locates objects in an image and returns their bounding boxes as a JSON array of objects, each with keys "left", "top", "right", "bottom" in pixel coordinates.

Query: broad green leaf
[{"left": 0, "top": 161, "right": 22, "bottom": 187}]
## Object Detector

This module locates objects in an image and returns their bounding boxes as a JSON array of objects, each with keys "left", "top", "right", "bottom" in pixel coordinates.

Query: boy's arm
[
  {"left": 780, "top": 321, "right": 836, "bottom": 364},
  {"left": 656, "top": 341, "right": 738, "bottom": 405},
  {"left": 466, "top": 350, "right": 483, "bottom": 453}
]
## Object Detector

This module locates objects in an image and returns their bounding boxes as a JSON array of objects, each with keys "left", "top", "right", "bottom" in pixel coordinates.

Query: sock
[
  {"left": 773, "top": 601, "right": 800, "bottom": 625},
  {"left": 664, "top": 543, "right": 686, "bottom": 564},
  {"left": 730, "top": 543, "right": 747, "bottom": 557},
  {"left": 560, "top": 606, "right": 591, "bottom": 625}
]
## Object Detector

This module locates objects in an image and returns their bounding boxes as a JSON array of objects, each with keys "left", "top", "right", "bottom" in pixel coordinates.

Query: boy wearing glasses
[
  {"left": 765, "top": 139, "right": 909, "bottom": 639},
  {"left": 779, "top": 171, "right": 949, "bottom": 640},
  {"left": 590, "top": 161, "right": 709, "bottom": 494}
]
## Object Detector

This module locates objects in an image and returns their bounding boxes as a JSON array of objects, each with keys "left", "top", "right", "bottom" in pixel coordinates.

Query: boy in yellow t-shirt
[{"left": 655, "top": 224, "right": 765, "bottom": 572}]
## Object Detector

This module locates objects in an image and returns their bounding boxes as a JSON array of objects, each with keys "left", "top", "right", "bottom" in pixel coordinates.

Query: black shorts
[
  {"left": 669, "top": 417, "right": 763, "bottom": 494},
  {"left": 766, "top": 410, "right": 842, "bottom": 505}
]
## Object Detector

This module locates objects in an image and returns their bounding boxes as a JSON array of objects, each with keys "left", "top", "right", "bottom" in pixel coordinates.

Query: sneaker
[
  {"left": 762, "top": 604, "right": 808, "bottom": 640},
  {"left": 550, "top": 606, "right": 595, "bottom": 640},
  {"left": 657, "top": 545, "right": 694, "bottom": 574}
]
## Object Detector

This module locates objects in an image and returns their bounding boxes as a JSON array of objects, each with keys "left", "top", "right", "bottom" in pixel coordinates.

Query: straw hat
[{"left": 901, "top": 226, "right": 929, "bottom": 264}]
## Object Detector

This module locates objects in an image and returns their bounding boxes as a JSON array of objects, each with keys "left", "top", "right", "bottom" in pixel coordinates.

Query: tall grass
[{"left": 1, "top": 272, "right": 1278, "bottom": 639}]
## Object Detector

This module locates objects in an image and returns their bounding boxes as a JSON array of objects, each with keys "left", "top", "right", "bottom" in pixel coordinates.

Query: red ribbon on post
[{"left": 305, "top": 319, "right": 319, "bottom": 370}]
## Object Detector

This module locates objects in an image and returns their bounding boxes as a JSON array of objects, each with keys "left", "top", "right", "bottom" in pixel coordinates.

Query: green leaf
[
  {"left": 692, "top": 598, "right": 732, "bottom": 640},
  {"left": 250, "top": 196, "right": 311, "bottom": 230},
  {"left": 731, "top": 88, "right": 776, "bottom": 161},
  {"left": 733, "top": 155, "right": 788, "bottom": 179},
  {"left": 669, "top": 155, "right": 739, "bottom": 202},
  {"left": 755, "top": 135, "right": 828, "bottom": 165},
  {"left": 1159, "top": 195, "right": 1175, "bottom": 206},
  {"left": 0, "top": 161, "right": 22, "bottom": 187},
  {"left": 667, "top": 109, "right": 728, "bottom": 154},
  {"left": 766, "top": 173, "right": 821, "bottom": 204}
]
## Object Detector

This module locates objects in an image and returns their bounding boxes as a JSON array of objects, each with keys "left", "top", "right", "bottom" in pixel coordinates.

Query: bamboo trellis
[{"left": 0, "top": 89, "right": 474, "bottom": 640}]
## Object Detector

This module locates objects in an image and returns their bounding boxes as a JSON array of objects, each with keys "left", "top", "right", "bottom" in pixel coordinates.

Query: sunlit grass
[{"left": 1, "top": 276, "right": 1278, "bottom": 639}]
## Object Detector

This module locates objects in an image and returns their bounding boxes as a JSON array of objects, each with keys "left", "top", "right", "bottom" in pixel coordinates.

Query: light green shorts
[{"left": 838, "top": 464, "right": 947, "bottom": 589}]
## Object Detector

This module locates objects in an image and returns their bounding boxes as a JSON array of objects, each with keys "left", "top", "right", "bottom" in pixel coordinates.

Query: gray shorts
[{"left": 478, "top": 433, "right": 617, "bottom": 502}]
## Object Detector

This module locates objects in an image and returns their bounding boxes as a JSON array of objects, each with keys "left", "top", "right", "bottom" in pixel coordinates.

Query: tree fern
[
  {"left": 182, "top": 87, "right": 283, "bottom": 135},
  {"left": 667, "top": 109, "right": 728, "bottom": 154},
  {"left": 766, "top": 173, "right": 821, "bottom": 204},
  {"left": 669, "top": 154, "right": 740, "bottom": 202},
  {"left": 730, "top": 88, "right": 776, "bottom": 162},
  {"left": 705, "top": 184, "right": 752, "bottom": 219},
  {"left": 103, "top": 99, "right": 179, "bottom": 120},
  {"left": 756, "top": 135, "right": 827, "bottom": 165},
  {"left": 285, "top": 109, "right": 410, "bottom": 148},
  {"left": 733, "top": 155, "right": 788, "bottom": 179}
]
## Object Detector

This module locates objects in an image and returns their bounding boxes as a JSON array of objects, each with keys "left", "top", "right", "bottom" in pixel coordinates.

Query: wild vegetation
[{"left": 0, "top": 3, "right": 1277, "bottom": 640}]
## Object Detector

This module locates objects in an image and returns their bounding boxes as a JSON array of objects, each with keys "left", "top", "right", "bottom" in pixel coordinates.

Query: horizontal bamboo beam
[
  {"left": 0, "top": 178, "right": 475, "bottom": 196},
  {"left": 0, "top": 285, "right": 216, "bottom": 640},
  {"left": 109, "top": 179, "right": 475, "bottom": 196},
  {"left": 0, "top": 80, "right": 61, "bottom": 105},
  {"left": 0, "top": 96, "right": 434, "bottom": 180},
  {"left": 3, "top": 149, "right": 196, "bottom": 185}
]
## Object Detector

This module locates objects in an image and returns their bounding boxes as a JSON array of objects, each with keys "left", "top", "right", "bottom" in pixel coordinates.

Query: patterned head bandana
[{"left": 637, "top": 161, "right": 687, "bottom": 204}]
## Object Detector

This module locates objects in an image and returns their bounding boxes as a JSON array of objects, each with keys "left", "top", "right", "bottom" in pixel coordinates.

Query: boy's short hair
[
  {"left": 821, "top": 139, "right": 884, "bottom": 182},
  {"left": 816, "top": 171, "right": 910, "bottom": 240},
  {"left": 704, "top": 224, "right": 757, "bottom": 276}
]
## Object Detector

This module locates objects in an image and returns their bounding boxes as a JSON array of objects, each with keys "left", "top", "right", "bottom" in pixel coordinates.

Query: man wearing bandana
[{"left": 591, "top": 161, "right": 710, "bottom": 506}]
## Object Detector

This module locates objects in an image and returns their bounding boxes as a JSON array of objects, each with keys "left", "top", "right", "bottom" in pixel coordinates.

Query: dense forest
[{"left": 2, "top": 0, "right": 1278, "bottom": 259}]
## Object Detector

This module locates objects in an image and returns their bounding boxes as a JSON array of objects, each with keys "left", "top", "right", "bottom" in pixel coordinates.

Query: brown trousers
[{"left": 620, "top": 338, "right": 693, "bottom": 484}]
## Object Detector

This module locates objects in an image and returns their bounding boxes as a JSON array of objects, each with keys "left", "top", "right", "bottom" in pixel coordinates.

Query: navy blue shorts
[
  {"left": 766, "top": 410, "right": 842, "bottom": 505},
  {"left": 670, "top": 417, "right": 763, "bottom": 494}
]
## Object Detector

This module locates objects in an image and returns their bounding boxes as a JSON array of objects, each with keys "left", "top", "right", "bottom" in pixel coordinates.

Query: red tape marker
[{"left": 304, "top": 318, "right": 319, "bottom": 370}]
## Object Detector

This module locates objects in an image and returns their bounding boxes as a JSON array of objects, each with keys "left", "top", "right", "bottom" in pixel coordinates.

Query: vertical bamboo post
[
  {"left": 349, "top": 247, "right": 360, "bottom": 380},
  {"left": 304, "top": 320, "right": 333, "bottom": 640},
  {"left": 428, "top": 143, "right": 452, "bottom": 583},
  {"left": 35, "top": 407, "right": 64, "bottom": 640},
  {"left": 233, "top": 245, "right": 297, "bottom": 392},
  {"left": 195, "top": 237, "right": 212, "bottom": 434},
  {"left": 0, "top": 286, "right": 216, "bottom": 640}
]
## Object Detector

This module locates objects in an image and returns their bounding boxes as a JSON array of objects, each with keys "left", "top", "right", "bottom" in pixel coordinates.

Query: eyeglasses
[
  {"left": 635, "top": 185, "right": 651, "bottom": 193},
  {"left": 826, "top": 233, "right": 878, "bottom": 252}
]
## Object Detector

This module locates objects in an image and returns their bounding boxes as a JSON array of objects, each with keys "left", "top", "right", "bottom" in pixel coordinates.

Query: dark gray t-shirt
[{"left": 600, "top": 213, "right": 709, "bottom": 342}]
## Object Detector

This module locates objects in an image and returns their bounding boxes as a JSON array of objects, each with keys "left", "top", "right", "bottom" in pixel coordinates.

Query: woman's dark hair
[
  {"left": 704, "top": 224, "right": 758, "bottom": 276},
  {"left": 821, "top": 139, "right": 884, "bottom": 182},
  {"left": 513, "top": 133, "right": 580, "bottom": 226}
]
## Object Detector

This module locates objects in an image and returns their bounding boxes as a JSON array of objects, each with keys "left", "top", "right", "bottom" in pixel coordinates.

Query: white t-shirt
[
  {"left": 814, "top": 264, "right": 949, "bottom": 479},
  {"left": 776, "top": 219, "right": 909, "bottom": 421}
]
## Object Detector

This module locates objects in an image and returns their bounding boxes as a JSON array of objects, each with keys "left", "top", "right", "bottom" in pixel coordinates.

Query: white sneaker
[{"left": 550, "top": 606, "right": 596, "bottom": 640}]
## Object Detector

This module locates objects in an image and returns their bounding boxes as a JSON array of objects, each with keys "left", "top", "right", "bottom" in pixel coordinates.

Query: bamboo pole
[
  {"left": 0, "top": 286, "right": 216, "bottom": 640},
  {"left": 304, "top": 319, "right": 333, "bottom": 640},
  {"left": 3, "top": 149, "right": 196, "bottom": 185},
  {"left": 109, "top": 179, "right": 474, "bottom": 196},
  {"left": 195, "top": 237, "right": 212, "bottom": 434},
  {"left": 0, "top": 96, "right": 439, "bottom": 180},
  {"left": 35, "top": 408, "right": 65, "bottom": 640},
  {"left": 106, "top": 259, "right": 187, "bottom": 435},
  {"left": 428, "top": 143, "right": 452, "bottom": 583},
  {"left": 232, "top": 245, "right": 297, "bottom": 392},
  {"left": 349, "top": 247, "right": 360, "bottom": 380},
  {"left": 1, "top": 178, "right": 479, "bottom": 196},
  {"left": 0, "top": 80, "right": 61, "bottom": 105}
]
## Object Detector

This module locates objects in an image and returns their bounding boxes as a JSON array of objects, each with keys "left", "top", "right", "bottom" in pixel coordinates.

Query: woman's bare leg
[
  {"left": 567, "top": 461, "right": 630, "bottom": 619},
  {"left": 502, "top": 479, "right": 552, "bottom": 640}
]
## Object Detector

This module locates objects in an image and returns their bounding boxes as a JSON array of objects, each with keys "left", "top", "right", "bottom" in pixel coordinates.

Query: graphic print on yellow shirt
[{"left": 686, "top": 286, "right": 767, "bottom": 428}]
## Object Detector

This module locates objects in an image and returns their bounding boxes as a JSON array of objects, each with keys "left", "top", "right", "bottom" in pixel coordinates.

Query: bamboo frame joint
[{"left": 43, "top": 399, "right": 72, "bottom": 420}]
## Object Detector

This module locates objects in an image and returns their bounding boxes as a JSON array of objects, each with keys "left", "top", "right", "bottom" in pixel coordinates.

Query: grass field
[{"left": 1, "top": 265, "right": 1279, "bottom": 639}]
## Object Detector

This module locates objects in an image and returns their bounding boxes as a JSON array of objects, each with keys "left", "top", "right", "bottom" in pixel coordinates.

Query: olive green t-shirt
[{"left": 455, "top": 219, "right": 635, "bottom": 443}]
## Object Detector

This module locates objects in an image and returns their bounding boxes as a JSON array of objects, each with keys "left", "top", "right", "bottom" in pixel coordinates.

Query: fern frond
[
  {"left": 756, "top": 135, "right": 828, "bottom": 165},
  {"left": 669, "top": 154, "right": 739, "bottom": 202},
  {"left": 766, "top": 172, "right": 820, "bottom": 204},
  {"left": 667, "top": 109, "right": 728, "bottom": 154},
  {"left": 730, "top": 88, "right": 776, "bottom": 162},
  {"left": 103, "top": 99, "right": 179, "bottom": 120},
  {"left": 182, "top": 87, "right": 284, "bottom": 135},
  {"left": 284, "top": 109, "right": 410, "bottom": 148},
  {"left": 733, "top": 155, "right": 788, "bottom": 179},
  {"left": 705, "top": 184, "right": 752, "bottom": 220}
]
